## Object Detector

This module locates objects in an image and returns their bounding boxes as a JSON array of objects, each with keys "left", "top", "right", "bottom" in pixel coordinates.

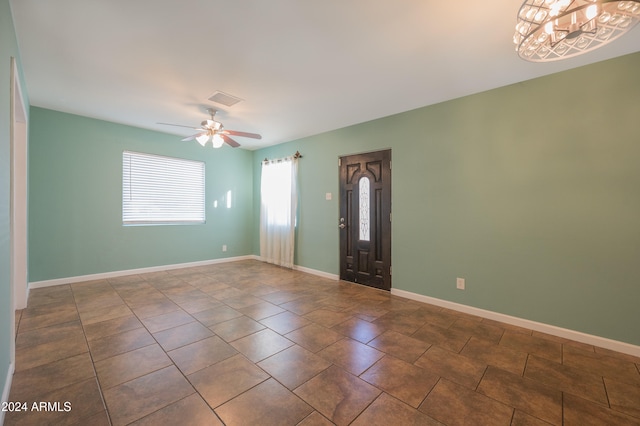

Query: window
[
  {"left": 259, "top": 157, "right": 299, "bottom": 268},
  {"left": 359, "top": 176, "right": 370, "bottom": 241},
  {"left": 122, "top": 150, "right": 205, "bottom": 225}
]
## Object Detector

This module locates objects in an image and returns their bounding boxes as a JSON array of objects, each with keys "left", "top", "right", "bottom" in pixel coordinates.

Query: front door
[{"left": 339, "top": 150, "right": 391, "bottom": 290}]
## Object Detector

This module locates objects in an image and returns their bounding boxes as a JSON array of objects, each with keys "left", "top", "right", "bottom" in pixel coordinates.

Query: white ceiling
[{"left": 10, "top": 0, "right": 640, "bottom": 149}]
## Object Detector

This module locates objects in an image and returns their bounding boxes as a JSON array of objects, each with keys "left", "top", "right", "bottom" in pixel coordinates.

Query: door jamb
[{"left": 10, "top": 56, "right": 29, "bottom": 369}]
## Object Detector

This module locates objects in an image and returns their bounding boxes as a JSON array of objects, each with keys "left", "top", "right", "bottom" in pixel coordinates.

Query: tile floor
[{"left": 6, "top": 260, "right": 640, "bottom": 425}]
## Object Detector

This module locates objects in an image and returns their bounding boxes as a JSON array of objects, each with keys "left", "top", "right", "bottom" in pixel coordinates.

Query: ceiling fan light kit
[
  {"left": 159, "top": 107, "right": 261, "bottom": 149},
  {"left": 514, "top": 0, "right": 640, "bottom": 62}
]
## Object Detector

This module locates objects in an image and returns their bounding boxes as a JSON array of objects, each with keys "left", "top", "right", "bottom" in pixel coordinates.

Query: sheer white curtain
[{"left": 260, "top": 157, "right": 298, "bottom": 268}]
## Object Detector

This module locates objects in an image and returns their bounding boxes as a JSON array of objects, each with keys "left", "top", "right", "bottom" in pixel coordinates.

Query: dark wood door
[{"left": 339, "top": 150, "right": 391, "bottom": 290}]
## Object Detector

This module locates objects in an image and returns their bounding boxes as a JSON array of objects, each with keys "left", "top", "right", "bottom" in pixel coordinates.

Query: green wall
[
  {"left": 254, "top": 52, "right": 640, "bottom": 346},
  {"left": 1, "top": 0, "right": 29, "bottom": 401},
  {"left": 28, "top": 108, "right": 254, "bottom": 282}
]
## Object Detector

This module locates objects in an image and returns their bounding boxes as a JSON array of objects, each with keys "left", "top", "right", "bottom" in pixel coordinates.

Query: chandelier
[{"left": 514, "top": 0, "right": 640, "bottom": 62}]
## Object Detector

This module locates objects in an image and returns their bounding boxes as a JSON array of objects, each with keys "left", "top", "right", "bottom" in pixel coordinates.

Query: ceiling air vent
[{"left": 208, "top": 91, "right": 243, "bottom": 107}]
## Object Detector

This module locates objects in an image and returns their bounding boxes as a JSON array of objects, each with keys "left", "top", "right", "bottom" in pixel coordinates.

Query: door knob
[{"left": 339, "top": 223, "right": 346, "bottom": 229}]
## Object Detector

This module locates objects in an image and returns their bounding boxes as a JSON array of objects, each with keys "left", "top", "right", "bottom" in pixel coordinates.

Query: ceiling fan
[{"left": 158, "top": 108, "right": 261, "bottom": 148}]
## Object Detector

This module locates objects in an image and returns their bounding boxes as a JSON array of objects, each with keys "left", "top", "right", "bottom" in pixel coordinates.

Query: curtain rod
[{"left": 263, "top": 151, "right": 303, "bottom": 163}]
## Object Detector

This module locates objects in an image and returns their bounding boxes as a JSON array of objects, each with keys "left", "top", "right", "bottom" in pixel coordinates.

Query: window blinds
[{"left": 122, "top": 151, "right": 205, "bottom": 225}]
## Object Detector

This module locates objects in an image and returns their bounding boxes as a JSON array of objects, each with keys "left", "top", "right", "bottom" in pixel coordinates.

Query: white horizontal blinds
[{"left": 122, "top": 151, "right": 205, "bottom": 225}]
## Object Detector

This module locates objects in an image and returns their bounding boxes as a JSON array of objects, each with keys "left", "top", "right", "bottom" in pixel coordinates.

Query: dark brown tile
[
  {"left": 188, "top": 354, "right": 269, "bottom": 408},
  {"left": 168, "top": 335, "right": 237, "bottom": 375},
  {"left": 258, "top": 345, "right": 331, "bottom": 390},
  {"left": 95, "top": 344, "right": 171, "bottom": 389},
  {"left": 298, "top": 411, "right": 335, "bottom": 426},
  {"left": 82, "top": 314, "right": 143, "bottom": 341},
  {"left": 294, "top": 365, "right": 381, "bottom": 426},
  {"left": 18, "top": 303, "right": 79, "bottom": 332},
  {"left": 594, "top": 346, "right": 640, "bottom": 365},
  {"left": 304, "top": 309, "right": 352, "bottom": 328},
  {"left": 9, "top": 353, "right": 95, "bottom": 402},
  {"left": 347, "top": 304, "right": 389, "bottom": 322},
  {"left": 331, "top": 317, "right": 385, "bottom": 343},
  {"left": 285, "top": 323, "right": 343, "bottom": 353},
  {"left": 511, "top": 410, "right": 554, "bottom": 425},
  {"left": 69, "top": 410, "right": 110, "bottom": 426},
  {"left": 280, "top": 296, "right": 327, "bottom": 316},
  {"left": 140, "top": 309, "right": 194, "bottom": 333},
  {"left": 259, "top": 310, "right": 311, "bottom": 334},
  {"left": 237, "top": 300, "right": 286, "bottom": 320},
  {"left": 209, "top": 315, "right": 266, "bottom": 342},
  {"left": 221, "top": 293, "right": 264, "bottom": 309},
  {"left": 477, "top": 366, "right": 562, "bottom": 425},
  {"left": 216, "top": 378, "right": 313, "bottom": 425},
  {"left": 414, "top": 307, "right": 460, "bottom": 328},
  {"left": 419, "top": 379, "right": 513, "bottom": 426},
  {"left": 460, "top": 337, "right": 528, "bottom": 375},
  {"left": 563, "top": 344, "right": 640, "bottom": 386},
  {"left": 450, "top": 316, "right": 505, "bottom": 344},
  {"left": 4, "top": 377, "right": 104, "bottom": 426},
  {"left": 230, "top": 328, "right": 294, "bottom": 362},
  {"left": 317, "top": 338, "right": 384, "bottom": 376},
  {"left": 368, "top": 330, "right": 430, "bottom": 363},
  {"left": 88, "top": 327, "right": 155, "bottom": 362},
  {"left": 153, "top": 321, "right": 214, "bottom": 351},
  {"left": 260, "top": 289, "right": 312, "bottom": 305},
  {"left": 412, "top": 323, "right": 471, "bottom": 353},
  {"left": 15, "top": 320, "right": 84, "bottom": 349},
  {"left": 563, "top": 392, "right": 640, "bottom": 426},
  {"left": 604, "top": 377, "right": 640, "bottom": 419},
  {"left": 103, "top": 366, "right": 194, "bottom": 426},
  {"left": 75, "top": 293, "right": 126, "bottom": 314},
  {"left": 27, "top": 285, "right": 74, "bottom": 307},
  {"left": 500, "top": 331, "right": 562, "bottom": 363},
  {"left": 483, "top": 318, "right": 533, "bottom": 335},
  {"left": 129, "top": 298, "right": 181, "bottom": 319},
  {"left": 351, "top": 392, "right": 442, "bottom": 425},
  {"left": 372, "top": 311, "right": 426, "bottom": 335},
  {"left": 207, "top": 286, "right": 247, "bottom": 300},
  {"left": 192, "top": 305, "right": 243, "bottom": 327},
  {"left": 15, "top": 333, "right": 88, "bottom": 372},
  {"left": 361, "top": 355, "right": 439, "bottom": 408},
  {"left": 414, "top": 345, "right": 487, "bottom": 389},
  {"left": 129, "top": 394, "right": 222, "bottom": 426},
  {"left": 176, "top": 296, "right": 222, "bottom": 314},
  {"left": 21, "top": 298, "right": 76, "bottom": 319},
  {"left": 524, "top": 355, "right": 608, "bottom": 405},
  {"left": 78, "top": 303, "right": 132, "bottom": 326}
]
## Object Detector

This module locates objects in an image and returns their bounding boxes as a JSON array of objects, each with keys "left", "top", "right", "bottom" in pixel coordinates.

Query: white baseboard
[
  {"left": 1, "top": 362, "right": 15, "bottom": 425},
  {"left": 391, "top": 288, "right": 640, "bottom": 358},
  {"left": 252, "top": 256, "right": 340, "bottom": 281},
  {"left": 292, "top": 265, "right": 339, "bottom": 281},
  {"left": 28, "top": 255, "right": 256, "bottom": 289}
]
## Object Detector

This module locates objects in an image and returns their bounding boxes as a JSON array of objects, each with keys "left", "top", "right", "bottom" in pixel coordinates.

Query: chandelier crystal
[{"left": 514, "top": 0, "right": 640, "bottom": 62}]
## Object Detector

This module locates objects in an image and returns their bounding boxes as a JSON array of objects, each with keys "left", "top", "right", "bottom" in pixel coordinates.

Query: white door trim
[{"left": 10, "top": 56, "right": 28, "bottom": 369}]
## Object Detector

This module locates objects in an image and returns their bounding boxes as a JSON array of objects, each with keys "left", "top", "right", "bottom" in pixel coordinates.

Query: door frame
[
  {"left": 338, "top": 149, "right": 392, "bottom": 290},
  {"left": 10, "top": 56, "right": 29, "bottom": 368}
]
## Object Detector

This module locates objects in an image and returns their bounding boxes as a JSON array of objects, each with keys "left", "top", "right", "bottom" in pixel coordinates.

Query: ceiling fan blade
[
  {"left": 220, "top": 134, "right": 241, "bottom": 148},
  {"left": 157, "top": 122, "right": 200, "bottom": 130},
  {"left": 181, "top": 132, "right": 205, "bottom": 142},
  {"left": 220, "top": 129, "right": 262, "bottom": 139}
]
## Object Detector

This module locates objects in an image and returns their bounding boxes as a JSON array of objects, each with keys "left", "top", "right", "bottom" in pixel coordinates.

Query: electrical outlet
[
  {"left": 456, "top": 277, "right": 465, "bottom": 290},
  {"left": 222, "top": 245, "right": 227, "bottom": 252}
]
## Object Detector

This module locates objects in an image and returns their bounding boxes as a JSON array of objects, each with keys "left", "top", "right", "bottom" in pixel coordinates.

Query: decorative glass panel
[{"left": 359, "top": 177, "right": 370, "bottom": 241}]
